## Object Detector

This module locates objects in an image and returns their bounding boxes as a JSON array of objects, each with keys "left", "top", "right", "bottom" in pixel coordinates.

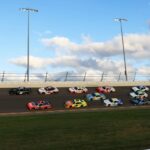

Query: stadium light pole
[
  {"left": 20, "top": 8, "right": 38, "bottom": 82},
  {"left": 114, "top": 18, "right": 128, "bottom": 81}
]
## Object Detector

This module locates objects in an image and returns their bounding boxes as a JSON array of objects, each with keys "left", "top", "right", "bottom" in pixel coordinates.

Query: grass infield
[{"left": 0, "top": 109, "right": 150, "bottom": 150}]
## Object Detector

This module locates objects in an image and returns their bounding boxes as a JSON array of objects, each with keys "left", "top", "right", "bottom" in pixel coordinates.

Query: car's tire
[{"left": 9, "top": 92, "right": 13, "bottom": 95}]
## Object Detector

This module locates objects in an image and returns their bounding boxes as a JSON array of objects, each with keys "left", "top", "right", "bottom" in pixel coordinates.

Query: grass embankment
[{"left": 0, "top": 109, "right": 150, "bottom": 150}]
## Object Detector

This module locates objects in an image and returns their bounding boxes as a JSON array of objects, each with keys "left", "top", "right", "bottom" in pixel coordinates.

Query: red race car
[
  {"left": 96, "top": 86, "right": 116, "bottom": 93},
  {"left": 27, "top": 100, "right": 52, "bottom": 111}
]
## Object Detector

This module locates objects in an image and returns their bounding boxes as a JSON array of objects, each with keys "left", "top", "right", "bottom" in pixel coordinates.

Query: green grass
[{"left": 0, "top": 109, "right": 150, "bottom": 150}]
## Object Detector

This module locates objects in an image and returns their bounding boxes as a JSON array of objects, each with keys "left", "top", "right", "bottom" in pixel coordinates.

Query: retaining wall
[{"left": 0, "top": 81, "right": 149, "bottom": 88}]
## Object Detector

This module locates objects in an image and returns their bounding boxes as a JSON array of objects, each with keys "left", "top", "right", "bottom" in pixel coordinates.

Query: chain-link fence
[{"left": 0, "top": 71, "right": 149, "bottom": 82}]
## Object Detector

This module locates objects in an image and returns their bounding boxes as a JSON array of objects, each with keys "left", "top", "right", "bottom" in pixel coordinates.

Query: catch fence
[{"left": 0, "top": 72, "right": 149, "bottom": 82}]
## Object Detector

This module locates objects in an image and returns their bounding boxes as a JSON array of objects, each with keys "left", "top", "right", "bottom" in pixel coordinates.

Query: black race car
[{"left": 9, "top": 87, "right": 31, "bottom": 95}]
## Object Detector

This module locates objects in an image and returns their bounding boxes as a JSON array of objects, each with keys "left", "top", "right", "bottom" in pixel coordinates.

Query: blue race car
[
  {"left": 130, "top": 98, "right": 150, "bottom": 105},
  {"left": 86, "top": 92, "right": 106, "bottom": 101}
]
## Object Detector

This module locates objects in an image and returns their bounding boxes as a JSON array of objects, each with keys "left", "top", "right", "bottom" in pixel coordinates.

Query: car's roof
[
  {"left": 93, "top": 92, "right": 100, "bottom": 96},
  {"left": 46, "top": 86, "right": 54, "bottom": 88}
]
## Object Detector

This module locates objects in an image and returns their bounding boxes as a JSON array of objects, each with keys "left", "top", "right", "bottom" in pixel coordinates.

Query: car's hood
[
  {"left": 38, "top": 88, "right": 45, "bottom": 91},
  {"left": 104, "top": 99, "right": 111, "bottom": 104}
]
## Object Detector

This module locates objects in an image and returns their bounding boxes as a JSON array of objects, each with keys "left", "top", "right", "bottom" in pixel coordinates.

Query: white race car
[
  {"left": 130, "top": 91, "right": 148, "bottom": 99},
  {"left": 104, "top": 98, "right": 123, "bottom": 107},
  {"left": 132, "top": 86, "right": 149, "bottom": 92},
  {"left": 38, "top": 86, "right": 59, "bottom": 95},
  {"left": 69, "top": 87, "right": 88, "bottom": 93}
]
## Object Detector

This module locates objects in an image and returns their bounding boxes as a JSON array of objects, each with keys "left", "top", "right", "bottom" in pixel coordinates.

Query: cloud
[
  {"left": 9, "top": 55, "right": 147, "bottom": 74},
  {"left": 10, "top": 56, "right": 52, "bottom": 69},
  {"left": 41, "top": 33, "right": 150, "bottom": 59},
  {"left": 9, "top": 54, "right": 150, "bottom": 81},
  {"left": 33, "top": 30, "right": 52, "bottom": 37},
  {"left": 138, "top": 66, "right": 150, "bottom": 74},
  {"left": 9, "top": 33, "right": 150, "bottom": 81}
]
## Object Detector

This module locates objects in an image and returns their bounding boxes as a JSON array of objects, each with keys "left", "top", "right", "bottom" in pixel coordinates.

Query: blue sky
[{"left": 0, "top": 0, "right": 150, "bottom": 77}]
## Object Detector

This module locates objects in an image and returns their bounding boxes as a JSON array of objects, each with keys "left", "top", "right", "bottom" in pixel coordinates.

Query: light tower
[
  {"left": 20, "top": 8, "right": 38, "bottom": 82},
  {"left": 114, "top": 18, "right": 128, "bottom": 81}
]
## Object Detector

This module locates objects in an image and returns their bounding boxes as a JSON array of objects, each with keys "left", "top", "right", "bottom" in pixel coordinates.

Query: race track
[{"left": 0, "top": 86, "right": 150, "bottom": 113}]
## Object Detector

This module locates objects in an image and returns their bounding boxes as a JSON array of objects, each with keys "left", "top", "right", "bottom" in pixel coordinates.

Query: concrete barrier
[{"left": 0, "top": 81, "right": 149, "bottom": 88}]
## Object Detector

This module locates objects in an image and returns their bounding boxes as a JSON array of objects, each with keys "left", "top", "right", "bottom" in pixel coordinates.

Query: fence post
[
  {"left": 133, "top": 71, "right": 136, "bottom": 82},
  {"left": 83, "top": 72, "right": 86, "bottom": 81},
  {"left": 100, "top": 72, "right": 104, "bottom": 82},
  {"left": 65, "top": 72, "right": 68, "bottom": 81},
  {"left": 24, "top": 72, "right": 27, "bottom": 82},
  {"left": 118, "top": 72, "right": 121, "bottom": 81},
  {"left": 1, "top": 71, "right": 5, "bottom": 82},
  {"left": 45, "top": 72, "right": 48, "bottom": 82}
]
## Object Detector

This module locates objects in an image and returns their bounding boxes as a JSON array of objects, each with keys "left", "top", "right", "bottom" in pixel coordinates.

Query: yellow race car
[{"left": 65, "top": 99, "right": 87, "bottom": 108}]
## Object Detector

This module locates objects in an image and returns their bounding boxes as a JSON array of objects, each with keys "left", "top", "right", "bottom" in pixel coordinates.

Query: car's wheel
[
  {"left": 9, "top": 92, "right": 13, "bottom": 95},
  {"left": 42, "top": 92, "right": 45, "bottom": 95},
  {"left": 108, "top": 104, "right": 111, "bottom": 107}
]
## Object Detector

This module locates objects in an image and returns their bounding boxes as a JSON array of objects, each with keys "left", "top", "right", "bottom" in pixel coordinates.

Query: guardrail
[{"left": 0, "top": 72, "right": 150, "bottom": 82}]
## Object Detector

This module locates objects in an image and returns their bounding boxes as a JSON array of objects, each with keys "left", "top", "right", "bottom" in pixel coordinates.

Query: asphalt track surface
[{"left": 0, "top": 86, "right": 150, "bottom": 113}]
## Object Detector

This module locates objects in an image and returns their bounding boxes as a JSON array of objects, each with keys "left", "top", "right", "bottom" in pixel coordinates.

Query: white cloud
[
  {"left": 9, "top": 55, "right": 149, "bottom": 75},
  {"left": 138, "top": 66, "right": 150, "bottom": 74},
  {"left": 10, "top": 56, "right": 52, "bottom": 69},
  {"left": 41, "top": 33, "right": 150, "bottom": 59},
  {"left": 9, "top": 33, "right": 150, "bottom": 81},
  {"left": 33, "top": 30, "right": 52, "bottom": 37}
]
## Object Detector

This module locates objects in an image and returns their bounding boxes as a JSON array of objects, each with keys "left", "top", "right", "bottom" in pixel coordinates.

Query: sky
[{"left": 0, "top": 0, "right": 150, "bottom": 79}]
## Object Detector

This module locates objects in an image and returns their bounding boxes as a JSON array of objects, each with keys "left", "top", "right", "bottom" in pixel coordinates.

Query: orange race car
[{"left": 27, "top": 100, "right": 52, "bottom": 111}]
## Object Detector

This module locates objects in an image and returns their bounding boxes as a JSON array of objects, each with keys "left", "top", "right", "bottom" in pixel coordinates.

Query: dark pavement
[{"left": 0, "top": 86, "right": 149, "bottom": 113}]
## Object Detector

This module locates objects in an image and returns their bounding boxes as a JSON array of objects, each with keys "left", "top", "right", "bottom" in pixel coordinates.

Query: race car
[
  {"left": 9, "top": 87, "right": 31, "bottom": 95},
  {"left": 86, "top": 92, "right": 106, "bottom": 101},
  {"left": 130, "top": 98, "right": 150, "bottom": 105},
  {"left": 65, "top": 99, "right": 87, "bottom": 108},
  {"left": 96, "top": 86, "right": 116, "bottom": 93},
  {"left": 132, "top": 86, "right": 149, "bottom": 92},
  {"left": 27, "top": 100, "right": 52, "bottom": 110},
  {"left": 69, "top": 87, "right": 88, "bottom": 93},
  {"left": 104, "top": 98, "right": 123, "bottom": 107},
  {"left": 38, "top": 86, "right": 59, "bottom": 95},
  {"left": 130, "top": 91, "right": 148, "bottom": 99}
]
